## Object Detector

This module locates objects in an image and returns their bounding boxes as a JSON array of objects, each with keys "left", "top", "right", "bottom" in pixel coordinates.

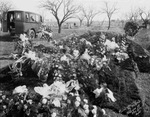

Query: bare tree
[
  {"left": 101, "top": 1, "right": 117, "bottom": 30},
  {"left": 82, "top": 7, "right": 99, "bottom": 27},
  {"left": 138, "top": 8, "right": 150, "bottom": 28},
  {"left": 41, "top": 0, "right": 79, "bottom": 33},
  {"left": 76, "top": 13, "right": 84, "bottom": 27},
  {"left": 0, "top": 0, "right": 13, "bottom": 22},
  {"left": 124, "top": 9, "right": 139, "bottom": 21}
]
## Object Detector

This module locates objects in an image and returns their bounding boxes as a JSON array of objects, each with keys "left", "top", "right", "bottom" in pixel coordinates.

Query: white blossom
[
  {"left": 34, "top": 81, "right": 67, "bottom": 98},
  {"left": 85, "top": 109, "right": 90, "bottom": 114},
  {"left": 60, "top": 55, "right": 70, "bottom": 64},
  {"left": 42, "top": 98, "right": 47, "bottom": 104},
  {"left": 80, "top": 49, "right": 91, "bottom": 63},
  {"left": 27, "top": 99, "right": 32, "bottom": 104},
  {"left": 106, "top": 88, "right": 116, "bottom": 102},
  {"left": 52, "top": 98, "right": 61, "bottom": 107},
  {"left": 75, "top": 101, "right": 80, "bottom": 107},
  {"left": 76, "top": 96, "right": 81, "bottom": 102},
  {"left": 104, "top": 39, "right": 119, "bottom": 51},
  {"left": 59, "top": 45, "right": 63, "bottom": 49},
  {"left": 93, "top": 87, "right": 104, "bottom": 98},
  {"left": 91, "top": 108, "right": 97, "bottom": 114},
  {"left": 34, "top": 86, "right": 50, "bottom": 98},
  {"left": 51, "top": 112, "right": 57, "bottom": 117},
  {"left": 101, "top": 109, "right": 106, "bottom": 115},
  {"left": 115, "top": 52, "right": 129, "bottom": 62},
  {"left": 83, "top": 104, "right": 89, "bottom": 110},
  {"left": 20, "top": 34, "right": 28, "bottom": 42},
  {"left": 73, "top": 49, "right": 79, "bottom": 58},
  {"left": 83, "top": 99, "right": 88, "bottom": 103},
  {"left": 24, "top": 51, "right": 38, "bottom": 60},
  {"left": 13, "top": 85, "right": 28, "bottom": 94},
  {"left": 2, "top": 95, "right": 6, "bottom": 100}
]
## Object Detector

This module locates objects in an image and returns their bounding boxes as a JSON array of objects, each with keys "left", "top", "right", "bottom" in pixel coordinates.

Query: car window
[
  {"left": 25, "top": 13, "right": 29, "bottom": 22},
  {"left": 30, "top": 14, "right": 35, "bottom": 22},
  {"left": 35, "top": 15, "right": 39, "bottom": 22},
  {"left": 15, "top": 12, "right": 21, "bottom": 20}
]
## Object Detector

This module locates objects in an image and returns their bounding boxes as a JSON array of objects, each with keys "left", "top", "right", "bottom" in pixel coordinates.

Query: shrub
[{"left": 124, "top": 21, "right": 139, "bottom": 36}]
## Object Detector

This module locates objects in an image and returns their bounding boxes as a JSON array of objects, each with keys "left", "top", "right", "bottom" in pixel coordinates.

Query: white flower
[
  {"left": 59, "top": 45, "right": 63, "bottom": 49},
  {"left": 34, "top": 81, "right": 67, "bottom": 98},
  {"left": 75, "top": 101, "right": 80, "bottom": 107},
  {"left": 83, "top": 99, "right": 88, "bottom": 104},
  {"left": 60, "top": 55, "right": 70, "bottom": 64},
  {"left": 69, "top": 93, "right": 74, "bottom": 96},
  {"left": 112, "top": 37, "right": 115, "bottom": 42},
  {"left": 101, "top": 109, "right": 106, "bottom": 115},
  {"left": 24, "top": 51, "right": 38, "bottom": 60},
  {"left": 0, "top": 99, "right": 2, "bottom": 103},
  {"left": 20, "top": 100, "right": 24, "bottom": 104},
  {"left": 3, "top": 105, "right": 6, "bottom": 109},
  {"left": 83, "top": 104, "right": 89, "bottom": 110},
  {"left": 93, "top": 105, "right": 97, "bottom": 111},
  {"left": 86, "top": 41, "right": 92, "bottom": 46},
  {"left": 34, "top": 86, "right": 50, "bottom": 98},
  {"left": 91, "top": 108, "right": 97, "bottom": 114},
  {"left": 67, "top": 99, "right": 71, "bottom": 104},
  {"left": 63, "top": 95, "right": 67, "bottom": 100},
  {"left": 2, "top": 95, "right": 6, "bottom": 100},
  {"left": 115, "top": 52, "right": 129, "bottom": 62},
  {"left": 102, "top": 55, "right": 107, "bottom": 62},
  {"left": 20, "top": 34, "right": 28, "bottom": 42},
  {"left": 106, "top": 88, "right": 116, "bottom": 102},
  {"left": 27, "top": 99, "right": 32, "bottom": 104},
  {"left": 51, "top": 112, "right": 57, "bottom": 117},
  {"left": 52, "top": 98, "right": 61, "bottom": 107},
  {"left": 73, "top": 49, "right": 79, "bottom": 58},
  {"left": 76, "top": 96, "right": 81, "bottom": 102},
  {"left": 24, "top": 104, "right": 28, "bottom": 110},
  {"left": 104, "top": 39, "right": 119, "bottom": 51},
  {"left": 93, "top": 87, "right": 104, "bottom": 98},
  {"left": 80, "top": 49, "right": 91, "bottom": 63},
  {"left": 52, "top": 81, "right": 66, "bottom": 94},
  {"left": 13, "top": 85, "right": 28, "bottom": 94},
  {"left": 85, "top": 109, "right": 90, "bottom": 114},
  {"left": 42, "top": 98, "right": 47, "bottom": 104}
]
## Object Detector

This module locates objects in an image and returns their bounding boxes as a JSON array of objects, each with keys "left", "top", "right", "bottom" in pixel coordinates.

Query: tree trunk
[
  {"left": 58, "top": 24, "right": 62, "bottom": 33},
  {"left": 87, "top": 21, "right": 90, "bottom": 27},
  {"left": 80, "top": 20, "right": 82, "bottom": 27},
  {"left": 107, "top": 17, "right": 111, "bottom": 30}
]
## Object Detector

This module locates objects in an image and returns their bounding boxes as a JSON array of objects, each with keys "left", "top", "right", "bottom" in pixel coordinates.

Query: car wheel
[{"left": 28, "top": 30, "right": 35, "bottom": 39}]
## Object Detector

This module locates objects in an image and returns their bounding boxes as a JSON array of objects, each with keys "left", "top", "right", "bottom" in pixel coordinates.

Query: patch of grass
[{"left": 0, "top": 42, "right": 14, "bottom": 55}]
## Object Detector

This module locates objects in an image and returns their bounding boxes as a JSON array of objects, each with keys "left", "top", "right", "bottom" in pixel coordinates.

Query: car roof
[{"left": 8, "top": 9, "right": 41, "bottom": 16}]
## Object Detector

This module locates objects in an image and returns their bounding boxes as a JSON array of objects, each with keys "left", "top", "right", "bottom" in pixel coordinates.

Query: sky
[{"left": 10, "top": 0, "right": 150, "bottom": 21}]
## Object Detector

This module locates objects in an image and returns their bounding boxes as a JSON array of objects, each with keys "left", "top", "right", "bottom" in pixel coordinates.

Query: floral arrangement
[{"left": 0, "top": 31, "right": 143, "bottom": 117}]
